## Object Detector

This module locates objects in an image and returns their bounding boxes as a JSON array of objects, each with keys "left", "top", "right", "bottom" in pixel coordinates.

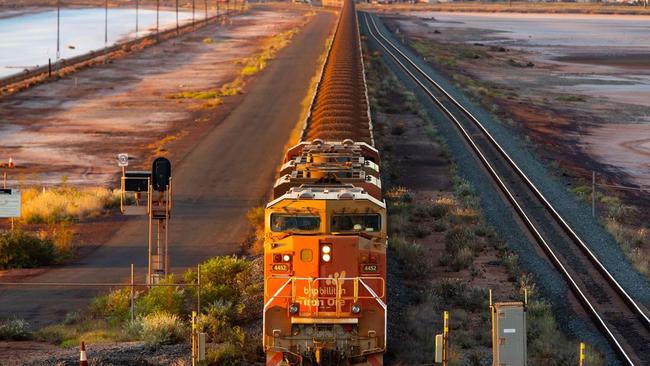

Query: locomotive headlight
[
  {"left": 322, "top": 245, "right": 331, "bottom": 254},
  {"left": 289, "top": 303, "right": 300, "bottom": 315},
  {"left": 351, "top": 303, "right": 362, "bottom": 314},
  {"left": 283, "top": 254, "right": 291, "bottom": 262},
  {"left": 322, "top": 253, "right": 332, "bottom": 262}
]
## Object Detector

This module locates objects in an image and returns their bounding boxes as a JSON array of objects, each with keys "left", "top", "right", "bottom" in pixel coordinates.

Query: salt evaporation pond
[{"left": 0, "top": 8, "right": 194, "bottom": 78}]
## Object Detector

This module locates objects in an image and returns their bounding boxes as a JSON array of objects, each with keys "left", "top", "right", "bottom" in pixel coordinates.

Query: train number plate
[
  {"left": 272, "top": 264, "right": 290, "bottom": 272},
  {"left": 361, "top": 264, "right": 378, "bottom": 273}
]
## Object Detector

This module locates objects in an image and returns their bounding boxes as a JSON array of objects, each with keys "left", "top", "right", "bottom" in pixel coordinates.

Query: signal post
[{"left": 118, "top": 154, "right": 173, "bottom": 284}]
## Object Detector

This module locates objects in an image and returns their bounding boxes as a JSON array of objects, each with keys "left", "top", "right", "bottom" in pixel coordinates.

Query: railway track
[{"left": 362, "top": 11, "right": 650, "bottom": 366}]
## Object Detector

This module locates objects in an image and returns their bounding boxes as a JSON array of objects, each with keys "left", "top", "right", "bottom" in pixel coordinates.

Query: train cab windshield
[
  {"left": 271, "top": 214, "right": 321, "bottom": 232},
  {"left": 331, "top": 214, "right": 381, "bottom": 233}
]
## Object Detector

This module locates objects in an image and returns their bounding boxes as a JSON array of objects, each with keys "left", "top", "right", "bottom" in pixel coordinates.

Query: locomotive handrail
[{"left": 265, "top": 276, "right": 385, "bottom": 300}]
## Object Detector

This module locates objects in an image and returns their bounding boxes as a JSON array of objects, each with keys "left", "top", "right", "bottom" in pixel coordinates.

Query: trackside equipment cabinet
[{"left": 492, "top": 302, "right": 527, "bottom": 366}]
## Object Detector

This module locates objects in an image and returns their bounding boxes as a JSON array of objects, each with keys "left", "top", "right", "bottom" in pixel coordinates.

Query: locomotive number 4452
[{"left": 362, "top": 264, "right": 378, "bottom": 273}]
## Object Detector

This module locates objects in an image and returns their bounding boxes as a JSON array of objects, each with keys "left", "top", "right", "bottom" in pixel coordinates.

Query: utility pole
[
  {"left": 176, "top": 0, "right": 179, "bottom": 34},
  {"left": 193, "top": 0, "right": 196, "bottom": 27},
  {"left": 104, "top": 0, "right": 108, "bottom": 47},
  {"left": 156, "top": 0, "right": 160, "bottom": 42},
  {"left": 204, "top": 0, "right": 208, "bottom": 22},
  {"left": 136, "top": 0, "right": 139, "bottom": 36},
  {"left": 56, "top": 0, "right": 60, "bottom": 60},
  {"left": 579, "top": 342, "right": 585, "bottom": 366}
]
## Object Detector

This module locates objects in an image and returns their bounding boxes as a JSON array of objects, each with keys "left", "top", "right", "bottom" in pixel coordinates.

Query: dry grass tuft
[{"left": 21, "top": 186, "right": 120, "bottom": 224}]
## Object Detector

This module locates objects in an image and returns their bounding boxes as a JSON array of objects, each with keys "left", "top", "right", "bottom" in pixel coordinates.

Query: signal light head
[
  {"left": 322, "top": 253, "right": 332, "bottom": 262},
  {"left": 351, "top": 303, "right": 361, "bottom": 314},
  {"left": 289, "top": 303, "right": 300, "bottom": 315}
]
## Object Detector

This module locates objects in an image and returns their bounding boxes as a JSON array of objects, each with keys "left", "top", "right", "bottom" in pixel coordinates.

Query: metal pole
[
  {"left": 443, "top": 311, "right": 449, "bottom": 366},
  {"left": 3, "top": 172, "right": 6, "bottom": 189},
  {"left": 216, "top": 0, "right": 219, "bottom": 17},
  {"left": 579, "top": 342, "right": 585, "bottom": 366},
  {"left": 164, "top": 219, "right": 169, "bottom": 275},
  {"left": 130, "top": 263, "right": 135, "bottom": 322},
  {"left": 136, "top": 0, "right": 139, "bottom": 36},
  {"left": 156, "top": 0, "right": 160, "bottom": 41},
  {"left": 204, "top": 0, "right": 208, "bottom": 22},
  {"left": 147, "top": 202, "right": 153, "bottom": 285},
  {"left": 592, "top": 171, "right": 596, "bottom": 218},
  {"left": 104, "top": 0, "right": 108, "bottom": 47},
  {"left": 176, "top": 0, "right": 179, "bottom": 34},
  {"left": 191, "top": 311, "right": 197, "bottom": 366},
  {"left": 193, "top": 0, "right": 196, "bottom": 27},
  {"left": 56, "top": 1, "right": 60, "bottom": 60},
  {"left": 197, "top": 264, "right": 201, "bottom": 312}
]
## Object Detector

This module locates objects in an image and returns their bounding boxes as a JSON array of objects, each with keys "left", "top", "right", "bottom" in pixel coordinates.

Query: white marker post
[{"left": 118, "top": 153, "right": 129, "bottom": 183}]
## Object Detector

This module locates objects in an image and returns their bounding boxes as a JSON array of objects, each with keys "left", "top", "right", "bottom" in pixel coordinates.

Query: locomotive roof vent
[
  {"left": 312, "top": 139, "right": 324, "bottom": 146},
  {"left": 337, "top": 190, "right": 355, "bottom": 200},
  {"left": 342, "top": 139, "right": 355, "bottom": 147},
  {"left": 298, "top": 189, "right": 315, "bottom": 199}
]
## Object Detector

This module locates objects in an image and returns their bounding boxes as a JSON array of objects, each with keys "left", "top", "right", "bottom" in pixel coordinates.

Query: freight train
[{"left": 263, "top": 1, "right": 387, "bottom": 365}]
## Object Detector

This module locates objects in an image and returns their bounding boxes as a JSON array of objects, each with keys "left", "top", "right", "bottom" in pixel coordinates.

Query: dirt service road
[{"left": 0, "top": 9, "right": 336, "bottom": 328}]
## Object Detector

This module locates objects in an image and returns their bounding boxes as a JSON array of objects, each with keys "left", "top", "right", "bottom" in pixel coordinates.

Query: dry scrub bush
[
  {"left": 0, "top": 318, "right": 31, "bottom": 341},
  {"left": 389, "top": 236, "right": 431, "bottom": 280},
  {"left": 140, "top": 312, "right": 187, "bottom": 347},
  {"left": 21, "top": 186, "right": 120, "bottom": 224}
]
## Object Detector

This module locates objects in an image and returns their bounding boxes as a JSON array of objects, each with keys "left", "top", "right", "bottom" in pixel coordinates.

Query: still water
[{"left": 0, "top": 8, "right": 194, "bottom": 78}]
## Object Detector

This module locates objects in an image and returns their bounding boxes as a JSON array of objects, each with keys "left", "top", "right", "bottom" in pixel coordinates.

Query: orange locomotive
[
  {"left": 263, "top": 140, "right": 387, "bottom": 366},
  {"left": 263, "top": 1, "right": 385, "bottom": 364}
]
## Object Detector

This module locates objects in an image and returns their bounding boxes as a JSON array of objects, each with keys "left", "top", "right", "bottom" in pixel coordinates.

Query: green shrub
[
  {"left": 184, "top": 256, "right": 261, "bottom": 319},
  {"left": 90, "top": 287, "right": 131, "bottom": 324},
  {"left": 502, "top": 252, "right": 520, "bottom": 280},
  {"left": 207, "top": 342, "right": 245, "bottom": 365},
  {"left": 0, "top": 318, "right": 31, "bottom": 340},
  {"left": 199, "top": 300, "right": 243, "bottom": 343},
  {"left": 454, "top": 178, "right": 474, "bottom": 198},
  {"left": 390, "top": 237, "right": 431, "bottom": 280},
  {"left": 445, "top": 227, "right": 479, "bottom": 255},
  {"left": 0, "top": 230, "right": 56, "bottom": 269},
  {"left": 527, "top": 301, "right": 576, "bottom": 365},
  {"left": 137, "top": 276, "right": 185, "bottom": 316},
  {"left": 140, "top": 312, "right": 186, "bottom": 347},
  {"left": 430, "top": 200, "right": 452, "bottom": 219},
  {"left": 450, "top": 246, "right": 474, "bottom": 271}
]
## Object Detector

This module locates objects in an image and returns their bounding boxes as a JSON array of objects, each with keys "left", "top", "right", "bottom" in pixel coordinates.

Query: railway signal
[{"left": 119, "top": 155, "right": 173, "bottom": 284}]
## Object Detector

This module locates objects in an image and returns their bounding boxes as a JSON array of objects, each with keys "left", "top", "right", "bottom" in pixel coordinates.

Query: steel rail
[
  {"left": 365, "top": 14, "right": 650, "bottom": 330},
  {"left": 363, "top": 12, "right": 649, "bottom": 365}
]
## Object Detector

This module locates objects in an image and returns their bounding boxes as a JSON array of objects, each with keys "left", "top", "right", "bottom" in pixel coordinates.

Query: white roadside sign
[
  {"left": 0, "top": 189, "right": 21, "bottom": 218},
  {"left": 117, "top": 153, "right": 129, "bottom": 167}
]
